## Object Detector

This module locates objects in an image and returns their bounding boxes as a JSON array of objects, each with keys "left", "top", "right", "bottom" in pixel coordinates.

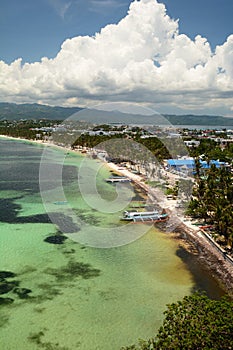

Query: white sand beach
[
  {"left": 104, "top": 160, "right": 233, "bottom": 295},
  {"left": 1, "top": 134, "right": 233, "bottom": 294}
]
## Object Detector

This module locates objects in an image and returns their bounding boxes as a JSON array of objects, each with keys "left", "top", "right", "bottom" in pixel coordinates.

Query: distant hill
[
  {"left": 0, "top": 102, "right": 233, "bottom": 127},
  {"left": 0, "top": 102, "right": 82, "bottom": 120},
  {"left": 165, "top": 114, "right": 233, "bottom": 127},
  {"left": 73, "top": 108, "right": 233, "bottom": 127}
]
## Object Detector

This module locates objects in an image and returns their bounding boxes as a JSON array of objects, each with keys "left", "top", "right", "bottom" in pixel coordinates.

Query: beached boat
[
  {"left": 105, "top": 176, "right": 131, "bottom": 183},
  {"left": 121, "top": 210, "right": 168, "bottom": 223}
]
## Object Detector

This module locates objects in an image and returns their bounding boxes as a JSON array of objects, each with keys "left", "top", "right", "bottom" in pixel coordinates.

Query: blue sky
[
  {"left": 1, "top": 0, "right": 129, "bottom": 63},
  {"left": 1, "top": 0, "right": 232, "bottom": 64},
  {"left": 0, "top": 0, "right": 233, "bottom": 116}
]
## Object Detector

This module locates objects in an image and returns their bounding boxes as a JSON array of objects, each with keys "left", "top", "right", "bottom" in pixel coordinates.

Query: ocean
[{"left": 0, "top": 138, "right": 224, "bottom": 350}]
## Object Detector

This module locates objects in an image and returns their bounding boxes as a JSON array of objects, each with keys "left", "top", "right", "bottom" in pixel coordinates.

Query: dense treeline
[
  {"left": 121, "top": 293, "right": 233, "bottom": 350},
  {"left": 137, "top": 137, "right": 171, "bottom": 161},
  {"left": 0, "top": 120, "right": 38, "bottom": 139},
  {"left": 189, "top": 138, "right": 233, "bottom": 163},
  {"left": 72, "top": 133, "right": 123, "bottom": 149},
  {"left": 0, "top": 120, "right": 173, "bottom": 161},
  {"left": 72, "top": 133, "right": 172, "bottom": 161},
  {"left": 187, "top": 164, "right": 233, "bottom": 250},
  {"left": 0, "top": 120, "right": 59, "bottom": 140}
]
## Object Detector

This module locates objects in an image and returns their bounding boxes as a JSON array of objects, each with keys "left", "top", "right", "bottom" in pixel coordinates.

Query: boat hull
[{"left": 121, "top": 212, "right": 168, "bottom": 223}]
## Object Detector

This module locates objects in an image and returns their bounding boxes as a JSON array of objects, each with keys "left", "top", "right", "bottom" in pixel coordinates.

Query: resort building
[{"left": 166, "top": 158, "right": 227, "bottom": 175}]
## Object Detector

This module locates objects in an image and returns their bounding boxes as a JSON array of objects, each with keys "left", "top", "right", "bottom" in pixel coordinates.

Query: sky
[{"left": 0, "top": 0, "right": 233, "bottom": 116}]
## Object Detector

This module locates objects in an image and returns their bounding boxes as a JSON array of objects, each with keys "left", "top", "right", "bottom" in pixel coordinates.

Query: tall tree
[{"left": 121, "top": 293, "right": 233, "bottom": 350}]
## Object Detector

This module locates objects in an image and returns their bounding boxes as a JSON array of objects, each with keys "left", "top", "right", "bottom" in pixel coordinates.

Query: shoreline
[
  {"left": 105, "top": 162, "right": 233, "bottom": 296},
  {"left": 1, "top": 134, "right": 233, "bottom": 296}
]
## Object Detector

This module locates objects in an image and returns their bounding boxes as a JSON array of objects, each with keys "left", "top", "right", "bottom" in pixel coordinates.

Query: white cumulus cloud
[{"left": 0, "top": 0, "right": 233, "bottom": 115}]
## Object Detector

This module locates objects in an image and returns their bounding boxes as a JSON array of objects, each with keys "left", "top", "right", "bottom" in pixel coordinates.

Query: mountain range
[{"left": 0, "top": 102, "right": 233, "bottom": 127}]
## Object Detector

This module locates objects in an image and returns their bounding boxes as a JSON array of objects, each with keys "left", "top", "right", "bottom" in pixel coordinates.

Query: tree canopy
[
  {"left": 186, "top": 164, "right": 233, "bottom": 250},
  {"left": 121, "top": 293, "right": 233, "bottom": 350}
]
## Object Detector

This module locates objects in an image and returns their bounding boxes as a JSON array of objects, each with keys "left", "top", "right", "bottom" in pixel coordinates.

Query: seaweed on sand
[
  {"left": 44, "top": 259, "right": 101, "bottom": 282},
  {"left": 28, "top": 330, "right": 71, "bottom": 350}
]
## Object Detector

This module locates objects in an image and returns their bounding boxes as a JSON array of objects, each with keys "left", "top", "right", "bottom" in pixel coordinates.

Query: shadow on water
[
  {"left": 0, "top": 198, "right": 79, "bottom": 233},
  {"left": 0, "top": 198, "right": 22, "bottom": 222},
  {"left": 176, "top": 246, "right": 226, "bottom": 300},
  {"left": 0, "top": 140, "right": 78, "bottom": 194},
  {"left": 0, "top": 162, "right": 78, "bottom": 193}
]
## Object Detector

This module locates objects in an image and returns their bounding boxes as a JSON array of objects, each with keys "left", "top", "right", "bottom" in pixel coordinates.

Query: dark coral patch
[
  {"left": 44, "top": 235, "right": 68, "bottom": 245},
  {"left": 0, "top": 271, "right": 16, "bottom": 281},
  {"left": 0, "top": 281, "right": 19, "bottom": 295},
  {"left": 13, "top": 287, "right": 32, "bottom": 299},
  {"left": 45, "top": 259, "right": 101, "bottom": 282},
  {"left": 0, "top": 297, "right": 14, "bottom": 305}
]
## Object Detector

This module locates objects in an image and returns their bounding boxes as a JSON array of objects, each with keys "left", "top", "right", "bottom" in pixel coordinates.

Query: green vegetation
[
  {"left": 71, "top": 129, "right": 171, "bottom": 162},
  {"left": 166, "top": 113, "right": 233, "bottom": 126},
  {"left": 137, "top": 137, "right": 171, "bottom": 161},
  {"left": 165, "top": 181, "right": 179, "bottom": 198},
  {"left": 121, "top": 293, "right": 233, "bottom": 350},
  {"left": 189, "top": 138, "right": 233, "bottom": 163},
  {"left": 187, "top": 164, "right": 233, "bottom": 250},
  {"left": 72, "top": 133, "right": 123, "bottom": 149},
  {"left": 1, "top": 120, "right": 232, "bottom": 250},
  {"left": 0, "top": 119, "right": 59, "bottom": 139}
]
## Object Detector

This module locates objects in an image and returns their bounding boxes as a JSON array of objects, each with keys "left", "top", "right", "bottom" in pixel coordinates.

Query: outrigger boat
[
  {"left": 105, "top": 176, "right": 131, "bottom": 183},
  {"left": 121, "top": 210, "right": 168, "bottom": 223}
]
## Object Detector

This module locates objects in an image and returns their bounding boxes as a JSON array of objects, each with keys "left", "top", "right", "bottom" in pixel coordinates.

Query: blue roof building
[{"left": 167, "top": 158, "right": 226, "bottom": 173}]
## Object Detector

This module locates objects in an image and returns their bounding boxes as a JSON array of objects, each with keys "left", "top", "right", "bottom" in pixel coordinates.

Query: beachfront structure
[
  {"left": 184, "top": 140, "right": 200, "bottom": 148},
  {"left": 166, "top": 158, "right": 226, "bottom": 175}
]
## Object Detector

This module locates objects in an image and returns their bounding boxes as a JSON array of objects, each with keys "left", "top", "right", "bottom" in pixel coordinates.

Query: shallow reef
[
  {"left": 0, "top": 297, "right": 14, "bottom": 305},
  {"left": 44, "top": 259, "right": 101, "bottom": 282},
  {"left": 44, "top": 234, "right": 67, "bottom": 245},
  {"left": 13, "top": 287, "right": 32, "bottom": 299},
  {"left": 0, "top": 270, "right": 32, "bottom": 304}
]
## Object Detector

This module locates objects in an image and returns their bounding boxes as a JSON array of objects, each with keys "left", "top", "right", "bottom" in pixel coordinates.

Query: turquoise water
[{"left": 0, "top": 138, "right": 223, "bottom": 350}]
